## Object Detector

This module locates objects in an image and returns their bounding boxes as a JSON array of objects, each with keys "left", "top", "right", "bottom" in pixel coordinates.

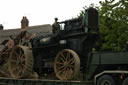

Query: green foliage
[
  {"left": 79, "top": 0, "right": 128, "bottom": 51},
  {"left": 99, "top": 0, "right": 128, "bottom": 51}
]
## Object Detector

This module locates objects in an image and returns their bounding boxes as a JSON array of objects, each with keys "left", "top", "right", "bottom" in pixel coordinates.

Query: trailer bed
[{"left": 0, "top": 77, "right": 93, "bottom": 85}]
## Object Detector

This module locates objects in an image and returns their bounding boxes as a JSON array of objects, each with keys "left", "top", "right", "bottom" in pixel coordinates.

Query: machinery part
[
  {"left": 122, "top": 77, "right": 128, "bottom": 85},
  {"left": 21, "top": 40, "right": 31, "bottom": 48},
  {"left": 54, "top": 49, "right": 80, "bottom": 80},
  {"left": 97, "top": 75, "right": 115, "bottom": 85},
  {"left": 8, "top": 45, "right": 33, "bottom": 78}
]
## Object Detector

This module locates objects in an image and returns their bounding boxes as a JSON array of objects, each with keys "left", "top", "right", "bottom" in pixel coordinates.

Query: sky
[{"left": 0, "top": 0, "right": 101, "bottom": 29}]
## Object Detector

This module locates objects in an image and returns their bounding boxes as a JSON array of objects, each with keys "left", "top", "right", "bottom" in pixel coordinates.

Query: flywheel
[
  {"left": 8, "top": 45, "right": 33, "bottom": 78},
  {"left": 54, "top": 49, "right": 80, "bottom": 80}
]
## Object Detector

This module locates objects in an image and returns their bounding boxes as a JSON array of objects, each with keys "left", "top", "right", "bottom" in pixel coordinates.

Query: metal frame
[{"left": 0, "top": 77, "right": 93, "bottom": 85}]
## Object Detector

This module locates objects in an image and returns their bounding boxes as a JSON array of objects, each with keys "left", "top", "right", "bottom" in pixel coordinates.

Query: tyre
[
  {"left": 122, "top": 77, "right": 128, "bottom": 85},
  {"left": 97, "top": 75, "right": 115, "bottom": 85}
]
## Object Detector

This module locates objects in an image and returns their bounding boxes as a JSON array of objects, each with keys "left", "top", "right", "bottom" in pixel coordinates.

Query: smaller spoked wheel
[
  {"left": 97, "top": 75, "right": 115, "bottom": 85},
  {"left": 54, "top": 49, "right": 80, "bottom": 80},
  {"left": 8, "top": 45, "right": 33, "bottom": 79},
  {"left": 122, "top": 77, "right": 128, "bottom": 85}
]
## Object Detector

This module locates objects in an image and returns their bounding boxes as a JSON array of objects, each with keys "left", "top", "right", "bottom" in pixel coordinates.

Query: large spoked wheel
[
  {"left": 54, "top": 49, "right": 80, "bottom": 80},
  {"left": 97, "top": 75, "right": 115, "bottom": 85},
  {"left": 8, "top": 45, "right": 33, "bottom": 79}
]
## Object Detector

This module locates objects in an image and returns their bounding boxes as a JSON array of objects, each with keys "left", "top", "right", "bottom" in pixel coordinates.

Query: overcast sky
[{"left": 0, "top": 0, "right": 101, "bottom": 29}]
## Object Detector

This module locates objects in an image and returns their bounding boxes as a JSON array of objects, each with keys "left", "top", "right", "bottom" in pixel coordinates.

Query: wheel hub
[
  {"left": 16, "top": 60, "right": 23, "bottom": 65},
  {"left": 64, "top": 62, "right": 68, "bottom": 67}
]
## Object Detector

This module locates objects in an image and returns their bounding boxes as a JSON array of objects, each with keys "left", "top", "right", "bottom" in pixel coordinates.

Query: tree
[
  {"left": 99, "top": 0, "right": 128, "bottom": 51},
  {"left": 79, "top": 0, "right": 128, "bottom": 51}
]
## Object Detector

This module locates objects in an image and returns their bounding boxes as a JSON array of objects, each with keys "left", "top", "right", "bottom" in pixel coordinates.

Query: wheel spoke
[
  {"left": 16, "top": 54, "right": 20, "bottom": 61},
  {"left": 64, "top": 69, "right": 68, "bottom": 79},
  {"left": 58, "top": 68, "right": 66, "bottom": 74},
  {"left": 17, "top": 71, "right": 21, "bottom": 76},
  {"left": 17, "top": 66, "right": 22, "bottom": 76},
  {"left": 70, "top": 68, "right": 73, "bottom": 74},
  {"left": 67, "top": 68, "right": 72, "bottom": 78},
  {"left": 60, "top": 53, "right": 66, "bottom": 61},
  {"left": 22, "top": 54, "right": 25, "bottom": 59},
  {"left": 60, "top": 56, "right": 65, "bottom": 63},
  {"left": 56, "top": 62, "right": 63, "bottom": 65},
  {"left": 12, "top": 66, "right": 19, "bottom": 72},
  {"left": 68, "top": 64, "right": 75, "bottom": 68},
  {"left": 14, "top": 51, "right": 18, "bottom": 56},
  {"left": 68, "top": 58, "right": 75, "bottom": 64},
  {"left": 22, "top": 58, "right": 25, "bottom": 62},
  {"left": 58, "top": 65, "right": 65, "bottom": 70},
  {"left": 69, "top": 68, "right": 73, "bottom": 76},
  {"left": 18, "top": 50, "right": 23, "bottom": 59},
  {"left": 66, "top": 52, "right": 70, "bottom": 62},
  {"left": 19, "top": 48, "right": 22, "bottom": 55},
  {"left": 20, "top": 54, "right": 24, "bottom": 59},
  {"left": 18, "top": 55, "right": 21, "bottom": 60},
  {"left": 70, "top": 59, "right": 75, "bottom": 64},
  {"left": 20, "top": 54, "right": 25, "bottom": 62}
]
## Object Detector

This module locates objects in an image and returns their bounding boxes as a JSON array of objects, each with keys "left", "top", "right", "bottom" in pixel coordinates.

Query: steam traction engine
[{"left": 7, "top": 7, "right": 99, "bottom": 80}]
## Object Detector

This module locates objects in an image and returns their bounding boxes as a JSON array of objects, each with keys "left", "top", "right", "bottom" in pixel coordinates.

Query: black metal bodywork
[{"left": 31, "top": 8, "right": 99, "bottom": 77}]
